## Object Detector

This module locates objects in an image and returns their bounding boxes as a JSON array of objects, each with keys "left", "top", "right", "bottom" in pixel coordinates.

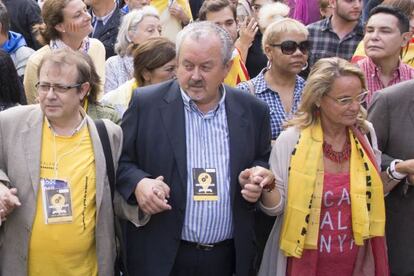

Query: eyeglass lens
[{"left": 280, "top": 41, "right": 310, "bottom": 55}]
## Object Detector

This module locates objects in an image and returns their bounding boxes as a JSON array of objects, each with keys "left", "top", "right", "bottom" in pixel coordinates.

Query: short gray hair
[
  {"left": 176, "top": 21, "right": 234, "bottom": 65},
  {"left": 114, "top": 6, "right": 159, "bottom": 56}
]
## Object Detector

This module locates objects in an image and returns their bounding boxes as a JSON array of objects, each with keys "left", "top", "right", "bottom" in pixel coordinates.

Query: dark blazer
[
  {"left": 368, "top": 79, "right": 414, "bottom": 276},
  {"left": 90, "top": 5, "right": 122, "bottom": 59},
  {"left": 117, "top": 79, "right": 271, "bottom": 276}
]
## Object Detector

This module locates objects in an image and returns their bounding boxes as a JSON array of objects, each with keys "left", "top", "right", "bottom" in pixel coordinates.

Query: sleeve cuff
[{"left": 259, "top": 199, "right": 282, "bottom": 216}]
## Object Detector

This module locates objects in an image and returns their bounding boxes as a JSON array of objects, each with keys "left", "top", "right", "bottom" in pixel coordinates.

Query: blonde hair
[
  {"left": 261, "top": 18, "right": 308, "bottom": 52},
  {"left": 285, "top": 57, "right": 368, "bottom": 130},
  {"left": 258, "top": 2, "right": 290, "bottom": 30}
]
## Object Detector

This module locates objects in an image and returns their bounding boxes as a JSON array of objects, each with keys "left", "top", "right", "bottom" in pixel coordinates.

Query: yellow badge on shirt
[
  {"left": 40, "top": 178, "right": 73, "bottom": 224},
  {"left": 192, "top": 168, "right": 218, "bottom": 201}
]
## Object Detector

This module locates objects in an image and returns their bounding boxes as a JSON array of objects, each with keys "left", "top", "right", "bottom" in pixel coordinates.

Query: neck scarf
[
  {"left": 280, "top": 120, "right": 385, "bottom": 258},
  {"left": 50, "top": 37, "right": 90, "bottom": 53}
]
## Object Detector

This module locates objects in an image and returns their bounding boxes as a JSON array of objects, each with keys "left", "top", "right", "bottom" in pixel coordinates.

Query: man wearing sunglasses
[
  {"left": 307, "top": 0, "right": 364, "bottom": 71},
  {"left": 357, "top": 5, "right": 414, "bottom": 106},
  {"left": 0, "top": 48, "right": 141, "bottom": 275}
]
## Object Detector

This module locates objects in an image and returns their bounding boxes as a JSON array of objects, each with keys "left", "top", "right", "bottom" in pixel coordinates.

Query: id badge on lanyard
[
  {"left": 40, "top": 178, "right": 73, "bottom": 224},
  {"left": 192, "top": 168, "right": 219, "bottom": 201}
]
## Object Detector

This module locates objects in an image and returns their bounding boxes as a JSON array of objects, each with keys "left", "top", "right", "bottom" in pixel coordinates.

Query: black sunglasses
[{"left": 269, "top": 40, "right": 310, "bottom": 55}]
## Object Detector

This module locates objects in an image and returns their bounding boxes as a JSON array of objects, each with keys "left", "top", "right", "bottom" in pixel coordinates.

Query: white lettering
[
  {"left": 324, "top": 191, "right": 334, "bottom": 207},
  {"left": 320, "top": 211, "right": 334, "bottom": 230},
  {"left": 337, "top": 211, "right": 347, "bottom": 230},
  {"left": 338, "top": 234, "right": 347, "bottom": 252},
  {"left": 338, "top": 188, "right": 351, "bottom": 206},
  {"left": 350, "top": 238, "right": 355, "bottom": 250},
  {"left": 320, "top": 235, "right": 331, "bottom": 253}
]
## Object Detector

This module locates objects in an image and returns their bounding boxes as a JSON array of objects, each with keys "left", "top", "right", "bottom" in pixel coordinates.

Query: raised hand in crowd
[
  {"left": 236, "top": 16, "right": 258, "bottom": 62},
  {"left": 169, "top": 2, "right": 190, "bottom": 25}
]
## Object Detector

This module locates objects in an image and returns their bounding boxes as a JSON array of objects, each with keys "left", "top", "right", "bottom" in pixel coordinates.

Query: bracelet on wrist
[
  {"left": 263, "top": 179, "right": 275, "bottom": 192},
  {"left": 389, "top": 159, "right": 407, "bottom": 181},
  {"left": 386, "top": 166, "right": 400, "bottom": 181}
]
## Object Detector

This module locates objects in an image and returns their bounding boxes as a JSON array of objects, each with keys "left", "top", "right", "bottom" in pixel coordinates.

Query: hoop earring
[
  {"left": 266, "top": 59, "right": 272, "bottom": 70},
  {"left": 302, "top": 61, "right": 308, "bottom": 71}
]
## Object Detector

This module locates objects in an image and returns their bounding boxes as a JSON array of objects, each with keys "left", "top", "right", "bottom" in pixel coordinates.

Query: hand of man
[
  {"left": 238, "top": 166, "right": 275, "bottom": 203},
  {"left": 134, "top": 176, "right": 172, "bottom": 215},
  {"left": 0, "top": 184, "right": 21, "bottom": 222}
]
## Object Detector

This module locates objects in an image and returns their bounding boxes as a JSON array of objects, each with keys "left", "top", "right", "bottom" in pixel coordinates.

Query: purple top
[{"left": 288, "top": 0, "right": 321, "bottom": 25}]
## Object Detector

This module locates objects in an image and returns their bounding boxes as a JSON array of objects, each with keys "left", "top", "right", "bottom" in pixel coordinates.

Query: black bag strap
[
  {"left": 94, "top": 119, "right": 129, "bottom": 276},
  {"left": 95, "top": 119, "right": 115, "bottom": 200}
]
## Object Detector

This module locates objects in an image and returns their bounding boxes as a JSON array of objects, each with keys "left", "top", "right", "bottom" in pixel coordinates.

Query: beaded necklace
[{"left": 323, "top": 135, "right": 351, "bottom": 163}]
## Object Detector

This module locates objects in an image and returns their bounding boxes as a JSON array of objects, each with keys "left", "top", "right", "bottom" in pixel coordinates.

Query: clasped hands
[
  {"left": 395, "top": 159, "right": 414, "bottom": 184},
  {"left": 0, "top": 183, "right": 21, "bottom": 224},
  {"left": 239, "top": 166, "right": 274, "bottom": 203},
  {"left": 134, "top": 176, "right": 172, "bottom": 215},
  {"left": 134, "top": 166, "right": 274, "bottom": 215}
]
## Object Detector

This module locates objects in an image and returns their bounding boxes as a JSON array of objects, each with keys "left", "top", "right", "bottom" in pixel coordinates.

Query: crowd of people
[{"left": 0, "top": 0, "right": 413, "bottom": 275}]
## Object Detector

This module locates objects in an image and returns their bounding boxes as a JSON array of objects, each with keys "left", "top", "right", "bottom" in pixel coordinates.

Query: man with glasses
[
  {"left": 357, "top": 5, "right": 414, "bottom": 106},
  {"left": 307, "top": 0, "right": 364, "bottom": 71},
  {"left": 0, "top": 48, "right": 141, "bottom": 275}
]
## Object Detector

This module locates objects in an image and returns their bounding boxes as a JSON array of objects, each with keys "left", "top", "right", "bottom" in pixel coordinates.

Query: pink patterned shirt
[{"left": 357, "top": 57, "right": 414, "bottom": 105}]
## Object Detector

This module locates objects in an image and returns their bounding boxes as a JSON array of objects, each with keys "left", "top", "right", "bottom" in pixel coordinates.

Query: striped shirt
[
  {"left": 180, "top": 86, "right": 233, "bottom": 243},
  {"left": 357, "top": 57, "right": 414, "bottom": 105},
  {"left": 237, "top": 69, "right": 305, "bottom": 139},
  {"left": 307, "top": 17, "right": 364, "bottom": 68}
]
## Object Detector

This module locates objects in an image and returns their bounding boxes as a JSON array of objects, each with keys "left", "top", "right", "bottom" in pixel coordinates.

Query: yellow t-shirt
[{"left": 28, "top": 120, "right": 98, "bottom": 276}]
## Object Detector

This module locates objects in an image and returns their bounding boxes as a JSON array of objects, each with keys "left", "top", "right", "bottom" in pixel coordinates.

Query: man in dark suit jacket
[
  {"left": 368, "top": 80, "right": 414, "bottom": 276},
  {"left": 117, "top": 21, "right": 277, "bottom": 276},
  {"left": 85, "top": 0, "right": 122, "bottom": 59}
]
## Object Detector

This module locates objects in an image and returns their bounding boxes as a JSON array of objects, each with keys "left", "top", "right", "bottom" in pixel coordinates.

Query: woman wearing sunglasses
[
  {"left": 237, "top": 18, "right": 308, "bottom": 143},
  {"left": 258, "top": 57, "right": 391, "bottom": 276},
  {"left": 237, "top": 18, "right": 308, "bottom": 274}
]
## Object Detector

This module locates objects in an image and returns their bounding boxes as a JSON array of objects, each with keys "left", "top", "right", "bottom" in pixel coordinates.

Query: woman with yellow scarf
[{"left": 258, "top": 57, "right": 392, "bottom": 275}]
